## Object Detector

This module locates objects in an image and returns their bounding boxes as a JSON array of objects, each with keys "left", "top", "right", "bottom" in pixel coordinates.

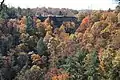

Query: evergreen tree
[
  {"left": 26, "top": 16, "right": 35, "bottom": 35},
  {"left": 36, "top": 37, "right": 48, "bottom": 56}
]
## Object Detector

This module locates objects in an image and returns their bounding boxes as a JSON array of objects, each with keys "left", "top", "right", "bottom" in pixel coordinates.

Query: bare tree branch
[
  {"left": 115, "top": 0, "right": 120, "bottom": 4},
  {"left": 0, "top": 0, "right": 5, "bottom": 11}
]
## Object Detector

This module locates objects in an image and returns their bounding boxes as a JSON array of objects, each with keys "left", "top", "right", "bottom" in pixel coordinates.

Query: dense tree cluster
[{"left": 0, "top": 3, "right": 120, "bottom": 80}]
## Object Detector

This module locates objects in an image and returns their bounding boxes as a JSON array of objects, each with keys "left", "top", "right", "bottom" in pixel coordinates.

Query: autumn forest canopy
[{"left": 0, "top": 0, "right": 120, "bottom": 80}]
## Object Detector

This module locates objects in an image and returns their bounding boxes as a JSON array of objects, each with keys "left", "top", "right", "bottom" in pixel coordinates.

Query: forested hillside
[{"left": 0, "top": 1, "right": 120, "bottom": 80}]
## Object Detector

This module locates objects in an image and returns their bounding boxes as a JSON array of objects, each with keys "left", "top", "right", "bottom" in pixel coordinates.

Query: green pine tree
[
  {"left": 36, "top": 37, "right": 48, "bottom": 56},
  {"left": 26, "top": 16, "right": 35, "bottom": 35}
]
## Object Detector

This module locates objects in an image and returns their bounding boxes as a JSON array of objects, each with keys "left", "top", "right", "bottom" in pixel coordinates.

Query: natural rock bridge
[{"left": 37, "top": 16, "right": 80, "bottom": 28}]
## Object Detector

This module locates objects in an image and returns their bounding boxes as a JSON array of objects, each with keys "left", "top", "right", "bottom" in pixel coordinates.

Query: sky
[{"left": 3, "top": 0, "right": 118, "bottom": 10}]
